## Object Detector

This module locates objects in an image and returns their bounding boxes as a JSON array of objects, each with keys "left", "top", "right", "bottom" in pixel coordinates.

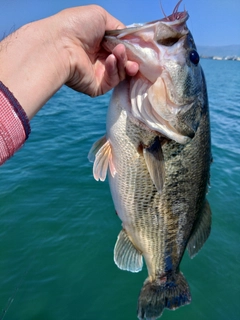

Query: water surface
[{"left": 0, "top": 59, "right": 239, "bottom": 320}]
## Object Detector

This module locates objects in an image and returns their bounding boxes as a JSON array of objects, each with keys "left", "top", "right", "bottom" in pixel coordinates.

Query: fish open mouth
[
  {"left": 103, "top": 3, "right": 197, "bottom": 144},
  {"left": 103, "top": 3, "right": 189, "bottom": 85}
]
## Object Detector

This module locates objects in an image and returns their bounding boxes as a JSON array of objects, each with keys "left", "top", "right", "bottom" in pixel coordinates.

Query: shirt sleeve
[{"left": 0, "top": 81, "right": 31, "bottom": 165}]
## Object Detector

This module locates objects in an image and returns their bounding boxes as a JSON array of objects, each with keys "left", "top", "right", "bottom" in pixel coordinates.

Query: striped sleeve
[{"left": 0, "top": 81, "right": 31, "bottom": 165}]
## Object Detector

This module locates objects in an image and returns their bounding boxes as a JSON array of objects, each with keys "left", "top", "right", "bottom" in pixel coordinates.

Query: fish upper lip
[{"left": 105, "top": 10, "right": 189, "bottom": 37}]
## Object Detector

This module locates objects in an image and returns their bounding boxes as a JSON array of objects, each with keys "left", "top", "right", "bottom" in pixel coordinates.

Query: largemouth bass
[{"left": 88, "top": 2, "right": 212, "bottom": 319}]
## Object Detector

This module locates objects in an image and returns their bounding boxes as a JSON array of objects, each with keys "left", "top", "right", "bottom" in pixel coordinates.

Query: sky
[{"left": 0, "top": 0, "right": 239, "bottom": 46}]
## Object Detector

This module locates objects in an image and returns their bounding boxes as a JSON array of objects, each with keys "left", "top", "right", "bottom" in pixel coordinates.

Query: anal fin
[
  {"left": 187, "top": 199, "right": 212, "bottom": 258},
  {"left": 114, "top": 229, "right": 143, "bottom": 273}
]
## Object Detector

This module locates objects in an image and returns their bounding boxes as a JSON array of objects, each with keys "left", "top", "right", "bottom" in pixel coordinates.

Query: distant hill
[{"left": 197, "top": 45, "right": 240, "bottom": 57}]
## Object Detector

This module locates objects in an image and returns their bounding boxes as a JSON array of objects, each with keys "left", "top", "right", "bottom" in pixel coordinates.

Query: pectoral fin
[
  {"left": 88, "top": 136, "right": 116, "bottom": 181},
  {"left": 114, "top": 229, "right": 143, "bottom": 273},
  {"left": 187, "top": 199, "right": 212, "bottom": 258},
  {"left": 143, "top": 136, "right": 165, "bottom": 193}
]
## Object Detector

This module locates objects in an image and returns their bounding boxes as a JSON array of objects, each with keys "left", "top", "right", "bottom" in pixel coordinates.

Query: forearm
[{"left": 0, "top": 16, "right": 69, "bottom": 120}]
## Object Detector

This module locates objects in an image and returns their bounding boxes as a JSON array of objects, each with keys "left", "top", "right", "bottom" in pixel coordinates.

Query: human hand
[
  {"left": 54, "top": 5, "right": 139, "bottom": 96},
  {"left": 0, "top": 5, "right": 139, "bottom": 119}
]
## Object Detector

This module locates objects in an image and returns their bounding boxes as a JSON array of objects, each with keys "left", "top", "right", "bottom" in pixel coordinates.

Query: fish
[{"left": 88, "top": 1, "right": 212, "bottom": 319}]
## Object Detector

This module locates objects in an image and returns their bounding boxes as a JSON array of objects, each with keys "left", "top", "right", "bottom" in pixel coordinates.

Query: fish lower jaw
[
  {"left": 129, "top": 84, "right": 191, "bottom": 144},
  {"left": 127, "top": 111, "right": 190, "bottom": 144}
]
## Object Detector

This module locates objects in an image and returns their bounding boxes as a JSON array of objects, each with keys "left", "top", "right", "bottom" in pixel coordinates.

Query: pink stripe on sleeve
[{"left": 0, "top": 82, "right": 31, "bottom": 165}]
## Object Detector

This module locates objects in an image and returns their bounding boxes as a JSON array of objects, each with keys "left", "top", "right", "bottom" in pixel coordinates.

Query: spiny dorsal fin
[
  {"left": 88, "top": 136, "right": 116, "bottom": 181},
  {"left": 187, "top": 199, "right": 212, "bottom": 258},
  {"left": 114, "top": 229, "right": 143, "bottom": 273},
  {"left": 143, "top": 136, "right": 165, "bottom": 193}
]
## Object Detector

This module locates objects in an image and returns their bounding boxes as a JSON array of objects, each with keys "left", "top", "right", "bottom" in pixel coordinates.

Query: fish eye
[{"left": 189, "top": 50, "right": 200, "bottom": 65}]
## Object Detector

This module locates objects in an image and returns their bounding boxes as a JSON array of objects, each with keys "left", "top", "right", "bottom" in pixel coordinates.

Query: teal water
[{"left": 0, "top": 59, "right": 239, "bottom": 320}]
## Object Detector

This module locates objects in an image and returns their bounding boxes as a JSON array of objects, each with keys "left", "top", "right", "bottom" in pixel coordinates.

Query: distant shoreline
[
  {"left": 200, "top": 55, "right": 240, "bottom": 61},
  {"left": 197, "top": 45, "right": 240, "bottom": 61}
]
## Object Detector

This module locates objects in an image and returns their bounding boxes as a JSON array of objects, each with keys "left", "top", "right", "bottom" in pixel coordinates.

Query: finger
[
  {"left": 125, "top": 61, "right": 139, "bottom": 77},
  {"left": 112, "top": 44, "right": 139, "bottom": 78},
  {"left": 112, "top": 44, "right": 127, "bottom": 81},
  {"left": 103, "top": 44, "right": 139, "bottom": 94},
  {"left": 104, "top": 53, "right": 120, "bottom": 91}
]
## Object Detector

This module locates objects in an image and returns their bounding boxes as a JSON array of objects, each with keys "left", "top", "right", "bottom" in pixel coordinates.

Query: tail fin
[{"left": 137, "top": 272, "right": 191, "bottom": 320}]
